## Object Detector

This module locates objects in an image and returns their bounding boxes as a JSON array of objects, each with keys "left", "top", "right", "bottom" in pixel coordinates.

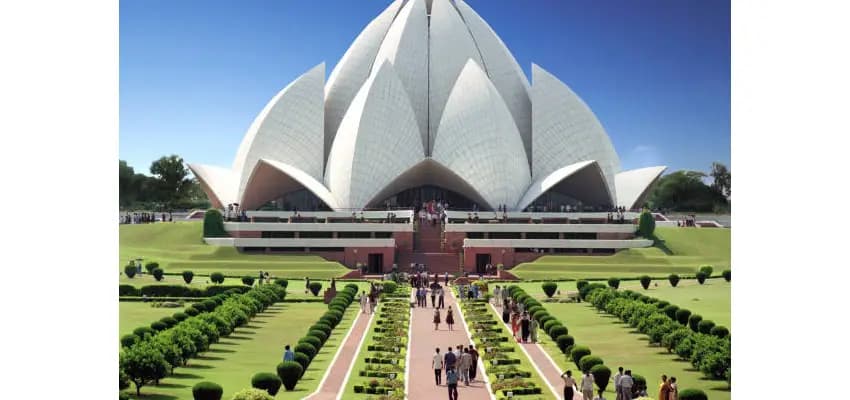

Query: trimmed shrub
[
  {"left": 722, "top": 270, "right": 731, "bottom": 282},
  {"left": 133, "top": 326, "right": 154, "bottom": 339},
  {"left": 308, "top": 329, "right": 328, "bottom": 344},
  {"left": 695, "top": 271, "right": 707, "bottom": 284},
  {"left": 549, "top": 325, "right": 568, "bottom": 339},
  {"left": 579, "top": 283, "right": 606, "bottom": 300},
  {"left": 145, "top": 262, "right": 160, "bottom": 275},
  {"left": 251, "top": 372, "right": 283, "bottom": 396},
  {"left": 120, "top": 284, "right": 140, "bottom": 296},
  {"left": 576, "top": 280, "right": 589, "bottom": 291},
  {"left": 570, "top": 345, "right": 591, "bottom": 367},
  {"left": 203, "top": 209, "right": 227, "bottom": 238},
  {"left": 182, "top": 271, "right": 194, "bottom": 284},
  {"left": 173, "top": 312, "right": 189, "bottom": 322},
  {"left": 710, "top": 325, "right": 730, "bottom": 338},
  {"left": 382, "top": 281, "right": 397, "bottom": 294},
  {"left": 675, "top": 309, "right": 692, "bottom": 325},
  {"left": 185, "top": 306, "right": 200, "bottom": 317},
  {"left": 668, "top": 274, "right": 680, "bottom": 287},
  {"left": 590, "top": 364, "right": 612, "bottom": 395},
  {"left": 124, "top": 265, "right": 137, "bottom": 278},
  {"left": 538, "top": 315, "right": 554, "bottom": 328},
  {"left": 688, "top": 314, "right": 703, "bottom": 332},
  {"left": 294, "top": 343, "right": 317, "bottom": 360},
  {"left": 275, "top": 279, "right": 289, "bottom": 288},
  {"left": 160, "top": 316, "right": 178, "bottom": 328},
  {"left": 242, "top": 276, "right": 255, "bottom": 287},
  {"left": 192, "top": 381, "right": 223, "bottom": 400},
  {"left": 699, "top": 265, "right": 714, "bottom": 277},
  {"left": 210, "top": 272, "right": 225, "bottom": 284},
  {"left": 276, "top": 361, "right": 303, "bottom": 391},
  {"left": 579, "top": 355, "right": 603, "bottom": 373},
  {"left": 309, "top": 282, "right": 323, "bottom": 296},
  {"left": 639, "top": 276, "right": 651, "bottom": 290},
  {"left": 655, "top": 300, "right": 670, "bottom": 309},
  {"left": 310, "top": 323, "right": 332, "bottom": 336},
  {"left": 120, "top": 334, "right": 138, "bottom": 348},
  {"left": 153, "top": 268, "right": 165, "bottom": 282},
  {"left": 532, "top": 310, "right": 549, "bottom": 322},
  {"left": 151, "top": 321, "right": 168, "bottom": 332},
  {"left": 607, "top": 278, "right": 620, "bottom": 289},
  {"left": 698, "top": 320, "right": 716, "bottom": 334},
  {"left": 293, "top": 352, "right": 310, "bottom": 374},
  {"left": 298, "top": 335, "right": 322, "bottom": 350},
  {"left": 632, "top": 374, "right": 647, "bottom": 395},
  {"left": 556, "top": 334, "right": 575, "bottom": 353},
  {"left": 678, "top": 388, "right": 708, "bottom": 400},
  {"left": 663, "top": 304, "right": 679, "bottom": 320},
  {"left": 230, "top": 388, "right": 273, "bottom": 400},
  {"left": 542, "top": 319, "right": 559, "bottom": 333},
  {"left": 637, "top": 209, "right": 655, "bottom": 237},
  {"left": 541, "top": 282, "right": 558, "bottom": 298}
]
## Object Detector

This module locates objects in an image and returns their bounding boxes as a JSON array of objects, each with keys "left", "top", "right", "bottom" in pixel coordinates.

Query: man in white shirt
[
  {"left": 613, "top": 366, "right": 623, "bottom": 400},
  {"left": 433, "top": 347, "right": 443, "bottom": 385},
  {"left": 619, "top": 370, "right": 634, "bottom": 400},
  {"left": 581, "top": 370, "right": 595, "bottom": 400}
]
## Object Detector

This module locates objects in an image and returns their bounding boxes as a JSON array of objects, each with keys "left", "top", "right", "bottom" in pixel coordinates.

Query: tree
[
  {"left": 649, "top": 170, "right": 728, "bottom": 212},
  {"left": 150, "top": 155, "right": 192, "bottom": 211},
  {"left": 710, "top": 162, "right": 731, "bottom": 198},
  {"left": 637, "top": 209, "right": 655, "bottom": 238},
  {"left": 121, "top": 340, "right": 170, "bottom": 396}
]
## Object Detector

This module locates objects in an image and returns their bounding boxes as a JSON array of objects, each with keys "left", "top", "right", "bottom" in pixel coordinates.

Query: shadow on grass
[
  {"left": 228, "top": 334, "right": 254, "bottom": 340},
  {"left": 184, "top": 363, "right": 214, "bottom": 370},
  {"left": 131, "top": 392, "right": 179, "bottom": 400},
  {"left": 241, "top": 324, "right": 262, "bottom": 330},
  {"left": 652, "top": 235, "right": 674, "bottom": 255},
  {"left": 154, "top": 382, "right": 188, "bottom": 389},
  {"left": 169, "top": 372, "right": 204, "bottom": 380},
  {"left": 216, "top": 340, "right": 238, "bottom": 346},
  {"left": 208, "top": 348, "right": 236, "bottom": 353},
  {"left": 196, "top": 355, "right": 225, "bottom": 361}
]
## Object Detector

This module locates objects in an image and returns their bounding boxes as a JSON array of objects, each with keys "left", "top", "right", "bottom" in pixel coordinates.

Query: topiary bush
[
  {"left": 203, "top": 209, "right": 228, "bottom": 238},
  {"left": 153, "top": 268, "right": 165, "bottom": 282},
  {"left": 549, "top": 325, "right": 568, "bottom": 340},
  {"left": 695, "top": 271, "right": 707, "bottom": 285},
  {"left": 310, "top": 323, "right": 332, "bottom": 336},
  {"left": 309, "top": 282, "right": 322, "bottom": 296},
  {"left": 294, "top": 343, "right": 317, "bottom": 360},
  {"left": 722, "top": 270, "right": 731, "bottom": 282},
  {"left": 698, "top": 319, "right": 716, "bottom": 334},
  {"left": 632, "top": 374, "right": 647, "bottom": 396},
  {"left": 663, "top": 304, "right": 679, "bottom": 320},
  {"left": 382, "top": 281, "right": 397, "bottom": 294},
  {"left": 637, "top": 209, "right": 655, "bottom": 237},
  {"left": 145, "top": 262, "right": 160, "bottom": 275},
  {"left": 678, "top": 388, "right": 708, "bottom": 400},
  {"left": 699, "top": 265, "right": 714, "bottom": 277},
  {"left": 668, "top": 274, "right": 680, "bottom": 287},
  {"left": 242, "top": 276, "right": 255, "bottom": 287},
  {"left": 275, "top": 279, "right": 289, "bottom": 288},
  {"left": 192, "top": 381, "right": 223, "bottom": 400},
  {"left": 151, "top": 321, "right": 168, "bottom": 332},
  {"left": 308, "top": 329, "right": 328, "bottom": 344},
  {"left": 210, "top": 272, "right": 225, "bottom": 284},
  {"left": 590, "top": 364, "right": 611, "bottom": 396},
  {"left": 251, "top": 372, "right": 283, "bottom": 396},
  {"left": 293, "top": 352, "right": 310, "bottom": 375},
  {"left": 576, "top": 280, "right": 588, "bottom": 291},
  {"left": 124, "top": 264, "right": 137, "bottom": 278},
  {"left": 298, "top": 336, "right": 322, "bottom": 350},
  {"left": 675, "top": 308, "right": 692, "bottom": 325},
  {"left": 688, "top": 314, "right": 703, "bottom": 332},
  {"left": 276, "top": 361, "right": 303, "bottom": 391},
  {"left": 160, "top": 316, "right": 178, "bottom": 328},
  {"left": 541, "top": 282, "right": 558, "bottom": 298},
  {"left": 710, "top": 325, "right": 730, "bottom": 338},
  {"left": 185, "top": 306, "right": 200, "bottom": 317},
  {"left": 607, "top": 278, "right": 620, "bottom": 289},
  {"left": 133, "top": 327, "right": 154, "bottom": 339},
  {"left": 639, "top": 276, "right": 651, "bottom": 290},
  {"left": 230, "top": 388, "right": 273, "bottom": 400},
  {"left": 579, "top": 355, "right": 603, "bottom": 373},
  {"left": 183, "top": 271, "right": 194, "bottom": 284},
  {"left": 570, "top": 345, "right": 591, "bottom": 367},
  {"left": 120, "top": 334, "right": 138, "bottom": 348},
  {"left": 556, "top": 334, "right": 575, "bottom": 353}
]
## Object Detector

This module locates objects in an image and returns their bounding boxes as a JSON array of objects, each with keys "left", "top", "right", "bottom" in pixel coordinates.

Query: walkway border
[
  {"left": 488, "top": 303, "right": 563, "bottom": 400},
  {"left": 334, "top": 311, "right": 375, "bottom": 400},
  {"left": 404, "top": 288, "right": 414, "bottom": 398},
  {"left": 304, "top": 308, "right": 364, "bottom": 399},
  {"left": 452, "top": 290, "right": 497, "bottom": 400}
]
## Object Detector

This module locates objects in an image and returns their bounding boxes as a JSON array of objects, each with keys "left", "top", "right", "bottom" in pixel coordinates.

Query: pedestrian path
[
  {"left": 488, "top": 303, "right": 583, "bottom": 400},
  {"left": 407, "top": 288, "right": 494, "bottom": 400},
  {"left": 304, "top": 310, "right": 373, "bottom": 400}
]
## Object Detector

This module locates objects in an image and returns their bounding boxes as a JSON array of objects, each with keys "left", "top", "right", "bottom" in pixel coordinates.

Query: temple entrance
[
  {"left": 378, "top": 185, "right": 481, "bottom": 211},
  {"left": 475, "top": 253, "right": 491, "bottom": 275}
]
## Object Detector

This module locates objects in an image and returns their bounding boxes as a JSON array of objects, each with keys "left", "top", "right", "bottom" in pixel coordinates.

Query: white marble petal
[{"left": 615, "top": 166, "right": 668, "bottom": 209}]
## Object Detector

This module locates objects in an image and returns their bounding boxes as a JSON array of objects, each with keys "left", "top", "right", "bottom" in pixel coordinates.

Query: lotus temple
[{"left": 190, "top": 0, "right": 669, "bottom": 274}]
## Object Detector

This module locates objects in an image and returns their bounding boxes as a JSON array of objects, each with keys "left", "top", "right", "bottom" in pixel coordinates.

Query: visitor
[
  {"left": 445, "top": 271, "right": 449, "bottom": 285},
  {"left": 444, "top": 347, "right": 457, "bottom": 379},
  {"left": 305, "top": 277, "right": 310, "bottom": 294},
  {"left": 493, "top": 285, "right": 501, "bottom": 305},
  {"left": 659, "top": 375, "right": 671, "bottom": 400},
  {"left": 431, "top": 284, "right": 437, "bottom": 308},
  {"left": 360, "top": 291, "right": 369, "bottom": 314},
  {"left": 369, "top": 290, "right": 377, "bottom": 313},
  {"left": 620, "top": 370, "right": 634, "bottom": 400},
  {"left": 613, "top": 367, "right": 624, "bottom": 400},
  {"left": 561, "top": 370, "right": 577, "bottom": 400},
  {"left": 446, "top": 306, "right": 455, "bottom": 331},
  {"left": 458, "top": 348, "right": 472, "bottom": 385},
  {"left": 446, "top": 367, "right": 459, "bottom": 400},
  {"left": 468, "top": 344, "right": 479, "bottom": 382},
  {"left": 529, "top": 315, "right": 539, "bottom": 343},
  {"left": 520, "top": 311, "right": 530, "bottom": 342},
  {"left": 258, "top": 270, "right": 264, "bottom": 286},
  {"left": 472, "top": 283, "right": 479, "bottom": 299},
  {"left": 668, "top": 377, "right": 678, "bottom": 400},
  {"left": 581, "top": 370, "right": 595, "bottom": 400},
  {"left": 438, "top": 285, "right": 445, "bottom": 309},
  {"left": 283, "top": 345, "right": 295, "bottom": 362},
  {"left": 433, "top": 308, "right": 441, "bottom": 330},
  {"left": 502, "top": 304, "right": 510, "bottom": 324},
  {"left": 511, "top": 312, "right": 520, "bottom": 339},
  {"left": 433, "top": 348, "right": 443, "bottom": 386}
]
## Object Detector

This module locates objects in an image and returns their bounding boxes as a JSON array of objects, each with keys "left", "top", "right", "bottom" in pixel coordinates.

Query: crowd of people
[
  {"left": 357, "top": 281, "right": 382, "bottom": 314},
  {"left": 433, "top": 344, "right": 481, "bottom": 399},
  {"left": 119, "top": 211, "right": 171, "bottom": 224},
  {"left": 419, "top": 200, "right": 449, "bottom": 225},
  {"left": 559, "top": 366, "right": 679, "bottom": 400},
  {"left": 677, "top": 215, "right": 698, "bottom": 227},
  {"left": 491, "top": 285, "right": 539, "bottom": 343}
]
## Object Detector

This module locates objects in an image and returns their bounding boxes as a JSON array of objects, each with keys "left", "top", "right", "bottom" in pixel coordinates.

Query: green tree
[
  {"left": 710, "top": 161, "right": 731, "bottom": 198},
  {"left": 649, "top": 170, "right": 728, "bottom": 212},
  {"left": 150, "top": 155, "right": 192, "bottom": 210},
  {"left": 120, "top": 340, "right": 170, "bottom": 396}
]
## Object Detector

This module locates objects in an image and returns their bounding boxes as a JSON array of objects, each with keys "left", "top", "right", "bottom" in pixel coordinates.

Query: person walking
[
  {"left": 659, "top": 375, "right": 671, "bottom": 400},
  {"left": 581, "top": 370, "right": 595, "bottom": 400},
  {"left": 613, "top": 367, "right": 624, "bottom": 400},
  {"left": 530, "top": 316, "right": 539, "bottom": 343},
  {"left": 493, "top": 285, "right": 501, "bottom": 305},
  {"left": 433, "top": 348, "right": 443, "bottom": 386},
  {"left": 520, "top": 311, "right": 531, "bottom": 343},
  {"left": 668, "top": 377, "right": 678, "bottom": 400},
  {"left": 431, "top": 284, "right": 437, "bottom": 308},
  {"left": 446, "top": 367, "right": 459, "bottom": 400},
  {"left": 282, "top": 345, "right": 295, "bottom": 362},
  {"left": 561, "top": 370, "right": 577, "bottom": 400},
  {"left": 360, "top": 291, "right": 368, "bottom": 314},
  {"left": 446, "top": 306, "right": 455, "bottom": 331},
  {"left": 438, "top": 285, "right": 445, "bottom": 309},
  {"left": 444, "top": 347, "right": 457, "bottom": 381},
  {"left": 510, "top": 312, "right": 520, "bottom": 340},
  {"left": 458, "top": 348, "right": 473, "bottom": 385},
  {"left": 433, "top": 309, "right": 442, "bottom": 330},
  {"left": 620, "top": 370, "right": 634, "bottom": 400},
  {"left": 305, "top": 277, "right": 310, "bottom": 294},
  {"left": 468, "top": 344, "right": 479, "bottom": 382},
  {"left": 369, "top": 290, "right": 377, "bottom": 314}
]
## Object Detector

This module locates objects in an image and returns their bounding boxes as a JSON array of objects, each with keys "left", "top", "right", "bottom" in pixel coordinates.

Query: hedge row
[
  {"left": 274, "top": 283, "right": 361, "bottom": 392},
  {"left": 586, "top": 287, "right": 731, "bottom": 381},
  {"left": 119, "top": 285, "right": 286, "bottom": 396},
  {"left": 353, "top": 286, "right": 409, "bottom": 398},
  {"left": 119, "top": 284, "right": 252, "bottom": 298}
]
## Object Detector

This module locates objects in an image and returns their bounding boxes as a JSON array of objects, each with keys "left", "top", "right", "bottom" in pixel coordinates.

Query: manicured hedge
[
  {"left": 251, "top": 372, "right": 282, "bottom": 396},
  {"left": 128, "top": 285, "right": 251, "bottom": 298}
]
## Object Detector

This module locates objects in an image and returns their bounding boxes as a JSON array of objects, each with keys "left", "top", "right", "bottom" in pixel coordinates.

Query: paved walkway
[
  {"left": 488, "top": 303, "right": 582, "bottom": 400},
  {"left": 304, "top": 310, "right": 373, "bottom": 400},
  {"left": 407, "top": 288, "right": 494, "bottom": 400}
]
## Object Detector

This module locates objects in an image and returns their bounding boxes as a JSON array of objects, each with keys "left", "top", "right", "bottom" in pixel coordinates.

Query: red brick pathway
[
  {"left": 304, "top": 310, "right": 373, "bottom": 400},
  {"left": 407, "top": 288, "right": 494, "bottom": 400}
]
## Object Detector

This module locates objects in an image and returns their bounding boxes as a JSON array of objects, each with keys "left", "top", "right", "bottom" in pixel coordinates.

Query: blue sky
[{"left": 120, "top": 0, "right": 730, "bottom": 176}]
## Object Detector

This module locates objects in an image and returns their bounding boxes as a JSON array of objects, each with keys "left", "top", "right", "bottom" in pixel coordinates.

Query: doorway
[
  {"left": 367, "top": 253, "right": 384, "bottom": 274},
  {"left": 475, "top": 253, "right": 491, "bottom": 275}
]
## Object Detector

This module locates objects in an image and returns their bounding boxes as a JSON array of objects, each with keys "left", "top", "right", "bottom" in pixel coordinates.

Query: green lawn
[
  {"left": 121, "top": 302, "right": 359, "bottom": 400},
  {"left": 119, "top": 222, "right": 349, "bottom": 279},
  {"left": 511, "top": 227, "right": 731, "bottom": 280},
  {"left": 535, "top": 302, "right": 730, "bottom": 400},
  {"left": 119, "top": 277, "right": 372, "bottom": 302},
  {"left": 119, "top": 302, "right": 193, "bottom": 338}
]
